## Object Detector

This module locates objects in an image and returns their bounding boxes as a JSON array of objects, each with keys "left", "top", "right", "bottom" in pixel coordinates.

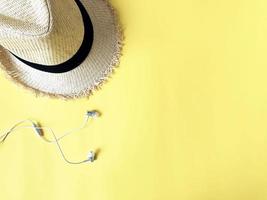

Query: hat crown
[
  {"left": 0, "top": 0, "right": 50, "bottom": 37},
  {"left": 0, "top": 0, "right": 85, "bottom": 65}
]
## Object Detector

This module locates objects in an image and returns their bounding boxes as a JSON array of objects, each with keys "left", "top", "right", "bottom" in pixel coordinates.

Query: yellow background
[{"left": 1, "top": 0, "right": 267, "bottom": 199}]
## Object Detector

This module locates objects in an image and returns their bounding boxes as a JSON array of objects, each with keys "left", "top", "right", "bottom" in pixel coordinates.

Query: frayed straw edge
[{"left": 0, "top": 0, "right": 124, "bottom": 100}]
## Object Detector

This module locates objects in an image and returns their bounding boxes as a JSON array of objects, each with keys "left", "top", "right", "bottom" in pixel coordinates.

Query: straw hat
[{"left": 0, "top": 0, "right": 122, "bottom": 99}]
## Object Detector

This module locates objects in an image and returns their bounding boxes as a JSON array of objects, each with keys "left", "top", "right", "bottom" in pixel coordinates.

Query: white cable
[
  {"left": 0, "top": 119, "right": 37, "bottom": 142},
  {"left": 8, "top": 126, "right": 89, "bottom": 164},
  {"left": 0, "top": 111, "right": 98, "bottom": 143},
  {"left": 55, "top": 115, "right": 90, "bottom": 142},
  {"left": 0, "top": 111, "right": 100, "bottom": 164}
]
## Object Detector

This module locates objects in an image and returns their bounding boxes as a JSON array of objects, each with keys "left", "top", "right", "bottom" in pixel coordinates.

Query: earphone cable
[
  {"left": 0, "top": 125, "right": 89, "bottom": 164},
  {"left": 34, "top": 126, "right": 89, "bottom": 164},
  {"left": 0, "top": 110, "right": 100, "bottom": 164},
  {"left": 0, "top": 114, "right": 91, "bottom": 143},
  {"left": 0, "top": 119, "right": 37, "bottom": 143}
]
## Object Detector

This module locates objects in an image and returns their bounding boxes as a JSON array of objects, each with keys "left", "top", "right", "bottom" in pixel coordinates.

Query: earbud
[
  {"left": 86, "top": 110, "right": 100, "bottom": 118},
  {"left": 87, "top": 151, "right": 95, "bottom": 162}
]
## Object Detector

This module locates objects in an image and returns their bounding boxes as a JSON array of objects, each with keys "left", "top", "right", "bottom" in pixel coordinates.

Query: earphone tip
[
  {"left": 86, "top": 110, "right": 100, "bottom": 118},
  {"left": 87, "top": 151, "right": 95, "bottom": 162}
]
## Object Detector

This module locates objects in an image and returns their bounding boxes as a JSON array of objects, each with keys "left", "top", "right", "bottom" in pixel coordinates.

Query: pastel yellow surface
[{"left": 1, "top": 0, "right": 267, "bottom": 199}]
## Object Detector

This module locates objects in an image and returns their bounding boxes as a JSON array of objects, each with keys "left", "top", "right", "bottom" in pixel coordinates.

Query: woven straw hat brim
[{"left": 0, "top": 0, "right": 123, "bottom": 99}]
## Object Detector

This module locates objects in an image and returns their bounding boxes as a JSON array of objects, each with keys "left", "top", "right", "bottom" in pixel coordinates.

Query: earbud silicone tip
[
  {"left": 87, "top": 151, "right": 95, "bottom": 162},
  {"left": 86, "top": 110, "right": 100, "bottom": 118}
]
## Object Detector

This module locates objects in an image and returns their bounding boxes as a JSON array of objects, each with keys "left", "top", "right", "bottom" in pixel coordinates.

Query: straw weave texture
[{"left": 0, "top": 0, "right": 123, "bottom": 99}]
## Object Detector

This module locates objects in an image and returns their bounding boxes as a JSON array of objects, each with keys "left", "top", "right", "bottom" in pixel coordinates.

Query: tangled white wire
[{"left": 0, "top": 110, "right": 100, "bottom": 165}]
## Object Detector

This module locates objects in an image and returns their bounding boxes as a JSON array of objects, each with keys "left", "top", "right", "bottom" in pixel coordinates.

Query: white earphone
[{"left": 0, "top": 110, "right": 101, "bottom": 165}]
